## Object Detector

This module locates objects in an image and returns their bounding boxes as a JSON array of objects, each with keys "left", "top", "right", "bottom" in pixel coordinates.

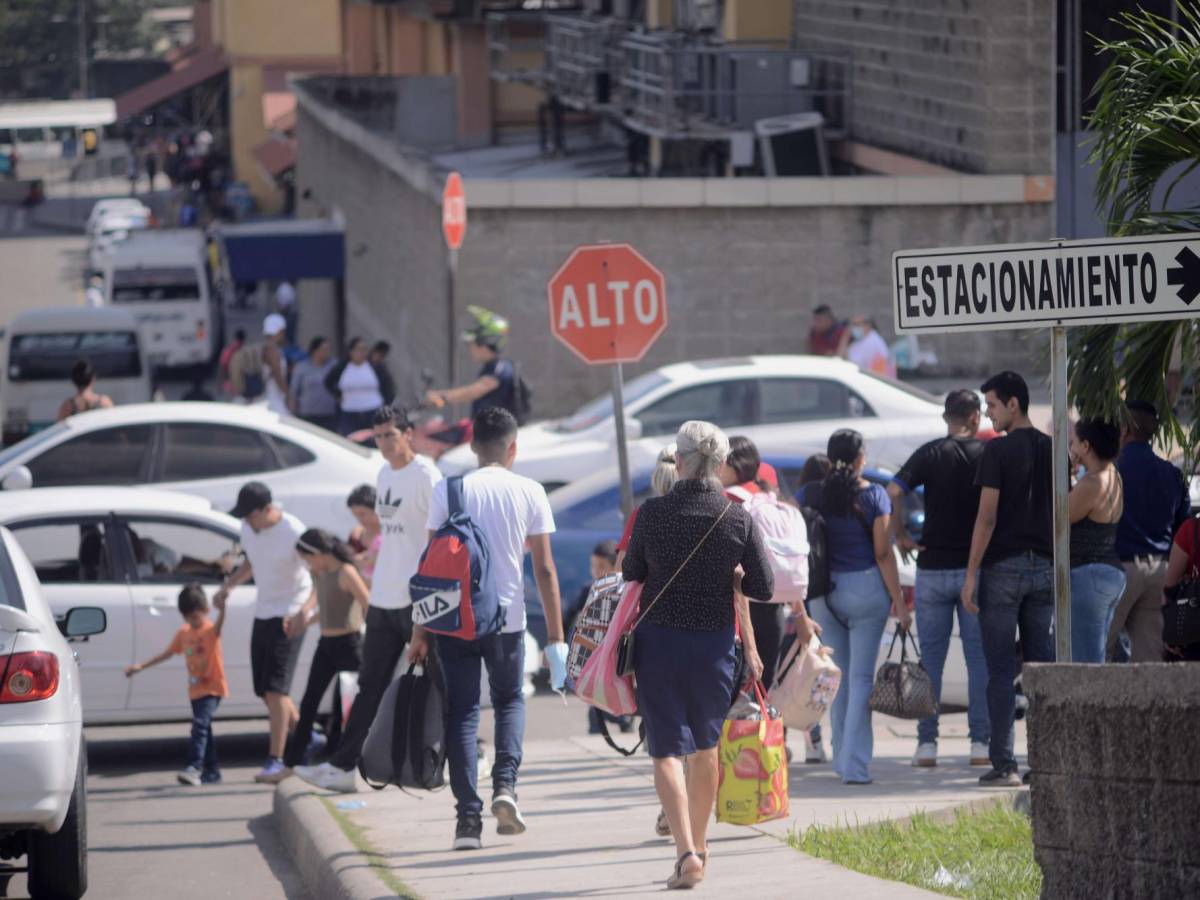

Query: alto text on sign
[{"left": 893, "top": 232, "right": 1200, "bottom": 334}]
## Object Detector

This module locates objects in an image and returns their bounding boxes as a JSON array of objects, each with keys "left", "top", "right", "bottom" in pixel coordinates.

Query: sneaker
[
  {"left": 453, "top": 813, "right": 483, "bottom": 851},
  {"left": 491, "top": 787, "right": 527, "bottom": 836},
  {"left": 293, "top": 761, "right": 358, "bottom": 794},
  {"left": 303, "top": 731, "right": 328, "bottom": 765},
  {"left": 912, "top": 742, "right": 938, "bottom": 768},
  {"left": 261, "top": 766, "right": 293, "bottom": 785},
  {"left": 201, "top": 770, "right": 222, "bottom": 785},
  {"left": 978, "top": 768, "right": 1022, "bottom": 788},
  {"left": 1022, "top": 770, "right": 1032, "bottom": 785},
  {"left": 804, "top": 737, "right": 827, "bottom": 765},
  {"left": 970, "top": 742, "right": 991, "bottom": 767},
  {"left": 176, "top": 766, "right": 202, "bottom": 787},
  {"left": 254, "top": 758, "right": 286, "bottom": 783}
]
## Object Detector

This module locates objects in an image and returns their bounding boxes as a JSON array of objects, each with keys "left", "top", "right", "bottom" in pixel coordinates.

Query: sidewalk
[{"left": 274, "top": 701, "right": 1026, "bottom": 899}]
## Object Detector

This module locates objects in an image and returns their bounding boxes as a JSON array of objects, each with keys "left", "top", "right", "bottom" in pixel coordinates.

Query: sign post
[
  {"left": 893, "top": 232, "right": 1200, "bottom": 662},
  {"left": 442, "top": 172, "right": 467, "bottom": 385},
  {"left": 547, "top": 243, "right": 668, "bottom": 519}
]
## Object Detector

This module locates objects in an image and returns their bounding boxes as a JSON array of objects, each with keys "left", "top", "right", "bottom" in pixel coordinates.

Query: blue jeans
[
  {"left": 437, "top": 631, "right": 526, "bottom": 817},
  {"left": 1070, "top": 563, "right": 1127, "bottom": 664},
  {"left": 809, "top": 568, "right": 891, "bottom": 783},
  {"left": 187, "top": 695, "right": 221, "bottom": 778},
  {"left": 978, "top": 553, "right": 1056, "bottom": 773},
  {"left": 914, "top": 568, "right": 990, "bottom": 745}
]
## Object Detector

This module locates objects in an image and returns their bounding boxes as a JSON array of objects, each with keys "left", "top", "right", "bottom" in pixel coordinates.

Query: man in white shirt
[
  {"left": 295, "top": 406, "right": 443, "bottom": 793},
  {"left": 215, "top": 482, "right": 314, "bottom": 783},
  {"left": 410, "top": 407, "right": 566, "bottom": 851}
]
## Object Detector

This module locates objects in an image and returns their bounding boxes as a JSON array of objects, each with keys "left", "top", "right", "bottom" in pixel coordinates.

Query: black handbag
[
  {"left": 1164, "top": 516, "right": 1200, "bottom": 646},
  {"left": 869, "top": 629, "right": 937, "bottom": 720}
]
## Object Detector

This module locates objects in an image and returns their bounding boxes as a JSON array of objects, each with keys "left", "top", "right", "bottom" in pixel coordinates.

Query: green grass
[
  {"left": 789, "top": 801, "right": 1041, "bottom": 900},
  {"left": 320, "top": 797, "right": 422, "bottom": 900}
]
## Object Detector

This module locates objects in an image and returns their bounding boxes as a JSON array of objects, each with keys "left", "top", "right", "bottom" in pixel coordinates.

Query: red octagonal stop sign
[{"left": 547, "top": 243, "right": 668, "bottom": 365}]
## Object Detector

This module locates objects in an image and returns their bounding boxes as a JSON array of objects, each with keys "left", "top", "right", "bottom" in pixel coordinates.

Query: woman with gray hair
[{"left": 622, "top": 420, "right": 773, "bottom": 889}]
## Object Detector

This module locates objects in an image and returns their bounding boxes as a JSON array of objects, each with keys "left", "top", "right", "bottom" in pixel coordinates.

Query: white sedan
[
  {"left": 88, "top": 212, "right": 151, "bottom": 275},
  {"left": 0, "top": 526, "right": 107, "bottom": 898},
  {"left": 0, "top": 402, "right": 383, "bottom": 534},
  {"left": 85, "top": 198, "right": 151, "bottom": 237},
  {"left": 439, "top": 355, "right": 947, "bottom": 489}
]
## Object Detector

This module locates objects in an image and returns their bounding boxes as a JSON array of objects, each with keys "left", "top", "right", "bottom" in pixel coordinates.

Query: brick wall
[{"left": 795, "top": 0, "right": 1054, "bottom": 174}]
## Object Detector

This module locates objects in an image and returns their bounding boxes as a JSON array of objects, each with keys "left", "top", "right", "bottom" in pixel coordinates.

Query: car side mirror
[
  {"left": 2, "top": 466, "right": 32, "bottom": 491},
  {"left": 623, "top": 417, "right": 643, "bottom": 441},
  {"left": 60, "top": 607, "right": 107, "bottom": 639}
]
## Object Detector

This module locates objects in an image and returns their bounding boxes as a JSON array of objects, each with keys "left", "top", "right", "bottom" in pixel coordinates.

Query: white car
[
  {"left": 0, "top": 402, "right": 383, "bottom": 534},
  {"left": 0, "top": 526, "right": 107, "bottom": 898},
  {"left": 0, "top": 488, "right": 322, "bottom": 725},
  {"left": 439, "top": 355, "right": 947, "bottom": 490},
  {"left": 88, "top": 212, "right": 152, "bottom": 274},
  {"left": 85, "top": 198, "right": 151, "bottom": 237}
]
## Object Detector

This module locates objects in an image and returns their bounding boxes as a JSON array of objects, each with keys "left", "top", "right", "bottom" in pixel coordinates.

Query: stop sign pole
[
  {"left": 442, "top": 172, "right": 467, "bottom": 385},
  {"left": 548, "top": 243, "right": 668, "bottom": 518}
]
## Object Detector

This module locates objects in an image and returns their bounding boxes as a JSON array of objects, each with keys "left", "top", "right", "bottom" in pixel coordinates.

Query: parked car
[
  {"left": 0, "top": 403, "right": 383, "bottom": 534},
  {"left": 0, "top": 487, "right": 327, "bottom": 725},
  {"left": 439, "top": 355, "right": 948, "bottom": 491},
  {"left": 0, "top": 525, "right": 107, "bottom": 898},
  {"left": 86, "top": 199, "right": 151, "bottom": 236},
  {"left": 88, "top": 211, "right": 151, "bottom": 276}
]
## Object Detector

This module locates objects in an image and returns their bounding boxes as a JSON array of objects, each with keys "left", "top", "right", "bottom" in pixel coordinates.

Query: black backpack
[
  {"left": 359, "top": 665, "right": 445, "bottom": 791},
  {"left": 511, "top": 361, "right": 533, "bottom": 426},
  {"left": 799, "top": 501, "right": 832, "bottom": 600}
]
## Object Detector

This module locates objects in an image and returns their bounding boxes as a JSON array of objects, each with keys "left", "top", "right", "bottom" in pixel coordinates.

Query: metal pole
[
  {"left": 612, "top": 361, "right": 633, "bottom": 519},
  {"left": 1051, "top": 324, "right": 1072, "bottom": 661},
  {"left": 78, "top": 0, "right": 88, "bottom": 99},
  {"left": 447, "top": 247, "right": 458, "bottom": 387}
]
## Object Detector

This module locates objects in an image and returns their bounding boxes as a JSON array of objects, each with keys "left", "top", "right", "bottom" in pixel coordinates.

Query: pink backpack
[{"left": 727, "top": 486, "right": 809, "bottom": 605}]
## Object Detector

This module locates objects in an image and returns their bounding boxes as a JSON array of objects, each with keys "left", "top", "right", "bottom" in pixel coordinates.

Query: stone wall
[
  {"left": 1024, "top": 664, "right": 1200, "bottom": 898},
  {"left": 794, "top": 0, "right": 1055, "bottom": 175}
]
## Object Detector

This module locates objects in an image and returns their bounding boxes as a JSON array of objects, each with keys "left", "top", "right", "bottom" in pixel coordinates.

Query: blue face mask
[{"left": 851, "top": 326, "right": 866, "bottom": 340}]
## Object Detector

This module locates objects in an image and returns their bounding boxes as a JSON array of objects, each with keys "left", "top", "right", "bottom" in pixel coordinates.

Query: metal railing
[
  {"left": 543, "top": 13, "right": 627, "bottom": 110},
  {"left": 486, "top": 12, "right": 552, "bottom": 87}
]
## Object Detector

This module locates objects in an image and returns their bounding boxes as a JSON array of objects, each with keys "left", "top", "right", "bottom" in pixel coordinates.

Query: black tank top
[{"left": 1070, "top": 518, "right": 1122, "bottom": 569}]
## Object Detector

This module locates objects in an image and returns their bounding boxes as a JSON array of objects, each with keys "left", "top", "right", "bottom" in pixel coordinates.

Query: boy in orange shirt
[{"left": 126, "top": 584, "right": 229, "bottom": 785}]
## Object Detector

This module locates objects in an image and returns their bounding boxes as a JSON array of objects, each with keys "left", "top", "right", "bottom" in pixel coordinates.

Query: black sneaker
[
  {"left": 453, "top": 813, "right": 483, "bottom": 851},
  {"left": 1021, "top": 770, "right": 1032, "bottom": 785},
  {"left": 978, "top": 768, "right": 1022, "bottom": 788},
  {"left": 491, "top": 787, "right": 527, "bottom": 836}
]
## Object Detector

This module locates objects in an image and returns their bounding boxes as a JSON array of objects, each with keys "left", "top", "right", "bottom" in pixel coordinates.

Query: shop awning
[
  {"left": 115, "top": 45, "right": 228, "bottom": 120},
  {"left": 218, "top": 218, "right": 344, "bottom": 282}
]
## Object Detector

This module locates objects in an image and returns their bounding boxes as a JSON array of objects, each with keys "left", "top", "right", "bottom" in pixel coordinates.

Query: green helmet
[{"left": 462, "top": 305, "right": 510, "bottom": 350}]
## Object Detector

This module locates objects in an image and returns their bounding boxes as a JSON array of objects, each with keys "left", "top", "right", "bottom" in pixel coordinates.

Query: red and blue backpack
[{"left": 409, "top": 476, "right": 504, "bottom": 640}]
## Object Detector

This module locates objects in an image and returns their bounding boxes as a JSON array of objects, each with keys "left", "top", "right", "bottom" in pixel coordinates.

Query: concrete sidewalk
[{"left": 274, "top": 703, "right": 1026, "bottom": 899}]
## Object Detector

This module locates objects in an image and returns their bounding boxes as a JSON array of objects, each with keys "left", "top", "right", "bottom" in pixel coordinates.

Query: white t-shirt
[
  {"left": 846, "top": 330, "right": 896, "bottom": 377},
  {"left": 240, "top": 512, "right": 312, "bottom": 620},
  {"left": 338, "top": 362, "right": 384, "bottom": 413},
  {"left": 372, "top": 455, "right": 443, "bottom": 610},
  {"left": 426, "top": 466, "right": 556, "bottom": 634}
]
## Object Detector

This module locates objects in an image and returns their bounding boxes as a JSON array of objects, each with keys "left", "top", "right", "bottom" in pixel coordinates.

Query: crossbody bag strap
[
  {"left": 630, "top": 500, "right": 733, "bottom": 633},
  {"left": 447, "top": 475, "right": 465, "bottom": 518}
]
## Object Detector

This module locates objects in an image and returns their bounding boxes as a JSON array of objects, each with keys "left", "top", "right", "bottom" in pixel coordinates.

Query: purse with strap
[
  {"left": 868, "top": 628, "right": 937, "bottom": 720},
  {"left": 615, "top": 500, "right": 733, "bottom": 678},
  {"left": 1164, "top": 515, "right": 1200, "bottom": 646}
]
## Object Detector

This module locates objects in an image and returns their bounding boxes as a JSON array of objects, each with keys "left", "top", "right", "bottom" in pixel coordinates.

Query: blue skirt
[{"left": 634, "top": 621, "right": 736, "bottom": 759}]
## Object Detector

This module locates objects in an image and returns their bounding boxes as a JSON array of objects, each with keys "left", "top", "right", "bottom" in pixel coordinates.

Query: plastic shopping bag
[
  {"left": 573, "top": 581, "right": 642, "bottom": 717},
  {"left": 716, "top": 682, "right": 789, "bottom": 826}
]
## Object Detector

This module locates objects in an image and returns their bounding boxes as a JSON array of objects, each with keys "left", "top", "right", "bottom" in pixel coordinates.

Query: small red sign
[{"left": 442, "top": 172, "right": 466, "bottom": 250}]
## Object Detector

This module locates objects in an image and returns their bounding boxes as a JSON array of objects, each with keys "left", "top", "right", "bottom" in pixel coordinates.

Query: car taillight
[
  {"left": 0, "top": 651, "right": 59, "bottom": 703},
  {"left": 196, "top": 320, "right": 206, "bottom": 341}
]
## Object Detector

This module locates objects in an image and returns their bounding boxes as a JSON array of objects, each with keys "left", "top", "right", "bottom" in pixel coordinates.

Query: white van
[
  {"left": 1, "top": 307, "right": 152, "bottom": 446},
  {"left": 103, "top": 229, "right": 218, "bottom": 368}
]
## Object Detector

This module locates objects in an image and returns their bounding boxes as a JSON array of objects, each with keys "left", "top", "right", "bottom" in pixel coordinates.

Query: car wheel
[{"left": 28, "top": 740, "right": 87, "bottom": 900}]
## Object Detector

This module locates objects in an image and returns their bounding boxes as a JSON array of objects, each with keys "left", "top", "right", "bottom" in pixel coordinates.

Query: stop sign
[
  {"left": 547, "top": 243, "right": 668, "bottom": 365},
  {"left": 442, "top": 172, "right": 466, "bottom": 250}
]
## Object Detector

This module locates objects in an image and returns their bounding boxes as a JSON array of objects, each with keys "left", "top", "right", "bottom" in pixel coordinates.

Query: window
[
  {"left": 160, "top": 424, "right": 279, "bottom": 481},
  {"left": 9, "top": 520, "right": 123, "bottom": 584},
  {"left": 553, "top": 372, "right": 670, "bottom": 434},
  {"left": 8, "top": 331, "right": 142, "bottom": 382},
  {"left": 269, "top": 435, "right": 316, "bottom": 469},
  {"left": 759, "top": 378, "right": 860, "bottom": 423},
  {"left": 111, "top": 267, "right": 200, "bottom": 303},
  {"left": 121, "top": 519, "right": 239, "bottom": 585},
  {"left": 635, "top": 380, "right": 757, "bottom": 438},
  {"left": 28, "top": 426, "right": 152, "bottom": 487},
  {"left": 15, "top": 127, "right": 46, "bottom": 143}
]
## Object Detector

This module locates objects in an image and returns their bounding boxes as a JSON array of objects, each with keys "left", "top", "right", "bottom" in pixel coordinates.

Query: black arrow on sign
[{"left": 1167, "top": 246, "right": 1200, "bottom": 305}]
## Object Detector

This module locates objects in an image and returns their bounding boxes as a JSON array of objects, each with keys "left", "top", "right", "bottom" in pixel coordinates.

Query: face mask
[{"left": 851, "top": 326, "right": 865, "bottom": 340}]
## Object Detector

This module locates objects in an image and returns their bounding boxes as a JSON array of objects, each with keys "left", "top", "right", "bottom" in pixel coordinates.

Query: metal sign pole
[
  {"left": 447, "top": 246, "right": 458, "bottom": 386},
  {"left": 1051, "top": 324, "right": 1072, "bottom": 662},
  {"left": 612, "top": 361, "right": 633, "bottom": 519}
]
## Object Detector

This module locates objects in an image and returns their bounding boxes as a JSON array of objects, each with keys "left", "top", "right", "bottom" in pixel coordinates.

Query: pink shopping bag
[{"left": 574, "top": 581, "right": 642, "bottom": 716}]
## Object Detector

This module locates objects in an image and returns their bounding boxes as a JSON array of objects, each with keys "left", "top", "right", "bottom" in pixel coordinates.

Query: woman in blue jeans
[
  {"left": 801, "top": 430, "right": 910, "bottom": 784},
  {"left": 1068, "top": 418, "right": 1126, "bottom": 662}
]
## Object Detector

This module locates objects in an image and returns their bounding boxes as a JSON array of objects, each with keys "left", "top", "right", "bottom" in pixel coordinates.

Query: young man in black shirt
[
  {"left": 425, "top": 305, "right": 518, "bottom": 418},
  {"left": 888, "top": 389, "right": 990, "bottom": 770},
  {"left": 960, "top": 371, "right": 1054, "bottom": 787}
]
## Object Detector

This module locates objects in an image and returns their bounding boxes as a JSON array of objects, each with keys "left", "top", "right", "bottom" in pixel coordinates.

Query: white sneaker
[
  {"left": 803, "top": 733, "right": 827, "bottom": 764},
  {"left": 912, "top": 742, "right": 938, "bottom": 768},
  {"left": 293, "top": 761, "right": 358, "bottom": 793},
  {"left": 970, "top": 742, "right": 991, "bottom": 767},
  {"left": 176, "top": 766, "right": 202, "bottom": 787}
]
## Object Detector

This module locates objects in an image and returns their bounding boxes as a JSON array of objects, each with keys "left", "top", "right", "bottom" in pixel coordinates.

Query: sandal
[
  {"left": 655, "top": 809, "right": 672, "bottom": 837},
  {"left": 667, "top": 851, "right": 704, "bottom": 890},
  {"left": 698, "top": 849, "right": 708, "bottom": 867}
]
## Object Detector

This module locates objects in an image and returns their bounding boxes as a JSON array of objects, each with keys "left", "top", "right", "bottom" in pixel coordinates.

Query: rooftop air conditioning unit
[
  {"left": 718, "top": 52, "right": 814, "bottom": 128},
  {"left": 755, "top": 111, "right": 829, "bottom": 176}
]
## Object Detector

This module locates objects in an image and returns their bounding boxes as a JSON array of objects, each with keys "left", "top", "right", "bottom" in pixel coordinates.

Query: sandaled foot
[
  {"left": 698, "top": 848, "right": 708, "bottom": 867},
  {"left": 655, "top": 809, "right": 672, "bottom": 837},
  {"left": 667, "top": 851, "right": 704, "bottom": 890}
]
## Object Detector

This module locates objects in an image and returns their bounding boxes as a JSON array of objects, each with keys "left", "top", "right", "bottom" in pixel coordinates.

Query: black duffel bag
[{"left": 869, "top": 629, "right": 937, "bottom": 720}]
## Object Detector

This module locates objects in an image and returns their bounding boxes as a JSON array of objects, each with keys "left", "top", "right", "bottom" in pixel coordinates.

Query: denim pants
[
  {"left": 978, "top": 553, "right": 1056, "bottom": 773},
  {"left": 914, "top": 568, "right": 990, "bottom": 745},
  {"left": 1070, "top": 563, "right": 1127, "bottom": 664},
  {"left": 187, "top": 695, "right": 221, "bottom": 776},
  {"left": 809, "top": 568, "right": 891, "bottom": 783},
  {"left": 437, "top": 631, "right": 526, "bottom": 817}
]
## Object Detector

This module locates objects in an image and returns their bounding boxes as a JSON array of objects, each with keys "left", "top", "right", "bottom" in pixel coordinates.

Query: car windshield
[
  {"left": 552, "top": 372, "right": 669, "bottom": 434},
  {"left": 111, "top": 267, "right": 199, "bottom": 302},
  {"left": 281, "top": 416, "right": 375, "bottom": 458},
  {"left": 8, "top": 331, "right": 143, "bottom": 381}
]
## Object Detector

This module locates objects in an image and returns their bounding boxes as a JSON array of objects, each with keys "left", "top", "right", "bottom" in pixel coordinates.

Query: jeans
[
  {"left": 978, "top": 553, "right": 1056, "bottom": 773},
  {"left": 809, "top": 567, "right": 891, "bottom": 783},
  {"left": 437, "top": 631, "right": 526, "bottom": 817},
  {"left": 1108, "top": 558, "right": 1168, "bottom": 662},
  {"left": 283, "top": 632, "right": 363, "bottom": 767},
  {"left": 1070, "top": 563, "right": 1127, "bottom": 664},
  {"left": 187, "top": 695, "right": 221, "bottom": 777},
  {"left": 328, "top": 606, "right": 441, "bottom": 771},
  {"left": 914, "top": 568, "right": 989, "bottom": 745}
]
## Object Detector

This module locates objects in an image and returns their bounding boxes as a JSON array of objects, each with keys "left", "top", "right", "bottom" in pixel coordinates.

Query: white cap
[{"left": 263, "top": 313, "right": 287, "bottom": 337}]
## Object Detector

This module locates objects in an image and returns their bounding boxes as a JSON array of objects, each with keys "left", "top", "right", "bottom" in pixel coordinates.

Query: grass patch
[
  {"left": 789, "top": 801, "right": 1041, "bottom": 900},
  {"left": 320, "top": 797, "right": 421, "bottom": 900}
]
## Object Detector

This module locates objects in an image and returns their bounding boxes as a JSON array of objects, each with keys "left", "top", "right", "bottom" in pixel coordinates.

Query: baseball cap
[
  {"left": 757, "top": 462, "right": 779, "bottom": 488},
  {"left": 230, "top": 481, "right": 272, "bottom": 519},
  {"left": 263, "top": 313, "right": 286, "bottom": 337},
  {"left": 1125, "top": 399, "right": 1158, "bottom": 420}
]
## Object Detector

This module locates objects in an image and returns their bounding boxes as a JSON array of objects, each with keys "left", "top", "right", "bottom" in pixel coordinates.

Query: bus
[{"left": 0, "top": 99, "right": 116, "bottom": 165}]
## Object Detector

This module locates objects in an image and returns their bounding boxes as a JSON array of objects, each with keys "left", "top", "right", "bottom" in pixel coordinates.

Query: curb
[{"left": 273, "top": 778, "right": 393, "bottom": 900}]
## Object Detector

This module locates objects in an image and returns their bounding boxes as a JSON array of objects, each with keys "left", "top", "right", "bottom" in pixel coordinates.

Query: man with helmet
[{"left": 425, "top": 306, "right": 527, "bottom": 422}]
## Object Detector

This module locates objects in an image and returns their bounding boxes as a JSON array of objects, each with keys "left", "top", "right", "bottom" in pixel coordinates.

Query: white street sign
[{"left": 893, "top": 232, "right": 1200, "bottom": 334}]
